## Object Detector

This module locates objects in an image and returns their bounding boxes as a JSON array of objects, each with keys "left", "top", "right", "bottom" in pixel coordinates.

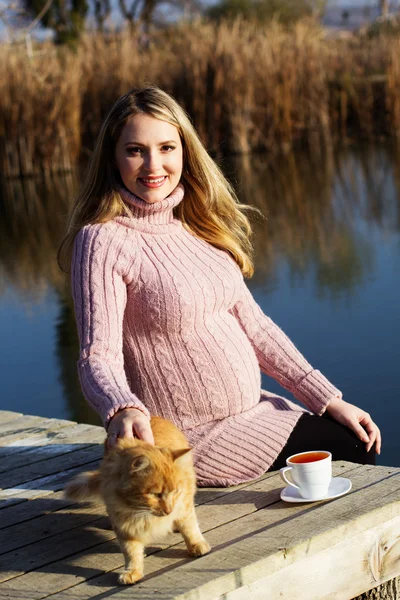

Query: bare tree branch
[
  {"left": 0, "top": 0, "right": 53, "bottom": 41},
  {"left": 25, "top": 0, "right": 53, "bottom": 32},
  {"left": 379, "top": 0, "right": 389, "bottom": 18}
]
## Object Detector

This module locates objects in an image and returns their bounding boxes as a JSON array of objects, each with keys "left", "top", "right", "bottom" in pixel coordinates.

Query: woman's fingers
[
  {"left": 327, "top": 399, "right": 381, "bottom": 456},
  {"left": 106, "top": 410, "right": 136, "bottom": 449},
  {"left": 365, "top": 430, "right": 377, "bottom": 453},
  {"left": 106, "top": 430, "right": 119, "bottom": 450},
  {"left": 106, "top": 408, "right": 155, "bottom": 449},
  {"left": 363, "top": 421, "right": 381, "bottom": 454},
  {"left": 375, "top": 424, "right": 382, "bottom": 454},
  {"left": 120, "top": 419, "right": 136, "bottom": 439},
  {"left": 352, "top": 421, "right": 370, "bottom": 444},
  {"left": 133, "top": 418, "right": 155, "bottom": 444},
  {"left": 358, "top": 413, "right": 381, "bottom": 454}
]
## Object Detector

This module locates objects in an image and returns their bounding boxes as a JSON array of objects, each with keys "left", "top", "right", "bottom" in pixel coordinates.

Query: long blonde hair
[{"left": 58, "top": 85, "right": 257, "bottom": 276}]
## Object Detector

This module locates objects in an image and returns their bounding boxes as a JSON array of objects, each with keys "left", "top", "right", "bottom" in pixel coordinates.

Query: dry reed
[
  {"left": 0, "top": 41, "right": 82, "bottom": 176},
  {"left": 1, "top": 19, "right": 400, "bottom": 176}
]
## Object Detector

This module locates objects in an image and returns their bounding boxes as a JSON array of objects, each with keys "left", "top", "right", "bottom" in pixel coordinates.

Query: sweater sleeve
[
  {"left": 71, "top": 223, "right": 150, "bottom": 427},
  {"left": 231, "top": 278, "right": 342, "bottom": 415}
]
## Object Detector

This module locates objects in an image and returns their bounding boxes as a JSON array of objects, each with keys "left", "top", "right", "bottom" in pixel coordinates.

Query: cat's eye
[{"left": 152, "top": 492, "right": 163, "bottom": 498}]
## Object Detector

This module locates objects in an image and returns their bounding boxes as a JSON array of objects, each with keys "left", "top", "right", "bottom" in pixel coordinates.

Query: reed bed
[
  {"left": 2, "top": 19, "right": 400, "bottom": 176},
  {"left": 0, "top": 42, "right": 82, "bottom": 176}
]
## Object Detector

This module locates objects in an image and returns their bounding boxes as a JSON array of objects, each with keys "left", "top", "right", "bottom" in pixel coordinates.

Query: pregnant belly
[
  {"left": 126, "top": 319, "right": 262, "bottom": 428},
  {"left": 182, "top": 318, "right": 262, "bottom": 419}
]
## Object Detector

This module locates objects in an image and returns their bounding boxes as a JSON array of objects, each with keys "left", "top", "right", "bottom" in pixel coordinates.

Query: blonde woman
[{"left": 59, "top": 86, "right": 381, "bottom": 486}]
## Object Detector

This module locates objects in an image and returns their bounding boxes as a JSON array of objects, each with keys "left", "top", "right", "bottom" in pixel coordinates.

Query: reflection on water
[
  {"left": 225, "top": 146, "right": 399, "bottom": 297},
  {"left": 0, "top": 144, "right": 399, "bottom": 463},
  {"left": 0, "top": 175, "right": 74, "bottom": 298},
  {"left": 0, "top": 172, "right": 100, "bottom": 426},
  {"left": 55, "top": 299, "right": 101, "bottom": 426}
]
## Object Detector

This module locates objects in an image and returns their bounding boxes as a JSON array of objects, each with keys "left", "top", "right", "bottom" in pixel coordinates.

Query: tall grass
[
  {"left": 0, "top": 43, "right": 82, "bottom": 176},
  {"left": 2, "top": 19, "right": 400, "bottom": 176}
]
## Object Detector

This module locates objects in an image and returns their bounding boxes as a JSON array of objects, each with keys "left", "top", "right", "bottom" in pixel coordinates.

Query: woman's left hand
[{"left": 326, "top": 398, "right": 381, "bottom": 454}]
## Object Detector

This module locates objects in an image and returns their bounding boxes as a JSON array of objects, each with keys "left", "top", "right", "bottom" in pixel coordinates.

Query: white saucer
[{"left": 280, "top": 476, "right": 352, "bottom": 503}]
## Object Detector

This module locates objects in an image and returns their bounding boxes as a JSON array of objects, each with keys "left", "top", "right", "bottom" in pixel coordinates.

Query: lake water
[{"left": 1, "top": 144, "right": 399, "bottom": 466}]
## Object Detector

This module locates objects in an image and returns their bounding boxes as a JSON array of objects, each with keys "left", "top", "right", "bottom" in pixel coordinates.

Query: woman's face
[{"left": 114, "top": 113, "right": 183, "bottom": 204}]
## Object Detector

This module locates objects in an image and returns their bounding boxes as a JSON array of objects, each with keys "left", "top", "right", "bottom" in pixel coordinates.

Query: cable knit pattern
[{"left": 72, "top": 184, "right": 342, "bottom": 486}]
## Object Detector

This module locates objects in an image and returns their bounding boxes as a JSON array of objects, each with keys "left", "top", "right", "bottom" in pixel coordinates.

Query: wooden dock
[{"left": 1, "top": 409, "right": 400, "bottom": 599}]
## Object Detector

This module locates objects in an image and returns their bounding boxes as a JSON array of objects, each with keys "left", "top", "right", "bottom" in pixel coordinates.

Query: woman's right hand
[{"left": 106, "top": 407, "right": 154, "bottom": 450}]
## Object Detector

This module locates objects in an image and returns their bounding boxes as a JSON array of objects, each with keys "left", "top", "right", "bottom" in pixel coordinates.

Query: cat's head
[{"left": 101, "top": 438, "right": 192, "bottom": 517}]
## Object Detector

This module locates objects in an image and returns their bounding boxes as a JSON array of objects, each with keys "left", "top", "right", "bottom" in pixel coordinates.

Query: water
[{"left": 1, "top": 144, "right": 399, "bottom": 465}]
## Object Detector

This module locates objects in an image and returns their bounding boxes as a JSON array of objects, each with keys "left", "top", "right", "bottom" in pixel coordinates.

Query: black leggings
[{"left": 269, "top": 411, "right": 376, "bottom": 471}]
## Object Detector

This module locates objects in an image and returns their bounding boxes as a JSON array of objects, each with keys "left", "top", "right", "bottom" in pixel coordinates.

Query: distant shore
[{"left": 323, "top": 5, "right": 398, "bottom": 30}]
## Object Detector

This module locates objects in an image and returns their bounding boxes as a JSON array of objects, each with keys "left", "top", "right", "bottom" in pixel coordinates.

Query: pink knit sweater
[{"left": 72, "top": 184, "right": 342, "bottom": 486}]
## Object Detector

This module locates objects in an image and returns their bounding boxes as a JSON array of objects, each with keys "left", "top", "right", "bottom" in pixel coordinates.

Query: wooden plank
[
  {"left": 0, "top": 445, "right": 104, "bottom": 489},
  {"left": 192, "top": 461, "right": 357, "bottom": 510},
  {"left": 0, "top": 469, "right": 286, "bottom": 592},
  {"left": 0, "top": 460, "right": 101, "bottom": 509},
  {"left": 0, "top": 491, "right": 88, "bottom": 530},
  {"left": 0, "top": 463, "right": 364, "bottom": 599},
  {"left": 0, "top": 411, "right": 23, "bottom": 424},
  {"left": 0, "top": 424, "right": 105, "bottom": 472},
  {"left": 0, "top": 415, "right": 396, "bottom": 600},
  {"left": 107, "top": 469, "right": 399, "bottom": 600},
  {"left": 41, "top": 464, "right": 399, "bottom": 600},
  {"left": 0, "top": 468, "right": 280, "bottom": 583},
  {"left": 0, "top": 468, "right": 276, "bottom": 554},
  {"left": 0, "top": 415, "right": 75, "bottom": 438},
  {"left": 0, "top": 417, "right": 77, "bottom": 446},
  {"left": 0, "top": 499, "right": 107, "bottom": 555},
  {"left": 0, "top": 539, "right": 122, "bottom": 600},
  {"left": 0, "top": 439, "right": 258, "bottom": 530},
  {"left": 222, "top": 514, "right": 400, "bottom": 600},
  {"left": 0, "top": 517, "right": 116, "bottom": 585},
  {"left": 0, "top": 416, "right": 47, "bottom": 437}
]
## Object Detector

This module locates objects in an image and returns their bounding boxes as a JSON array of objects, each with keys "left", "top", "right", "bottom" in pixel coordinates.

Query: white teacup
[{"left": 279, "top": 450, "right": 332, "bottom": 500}]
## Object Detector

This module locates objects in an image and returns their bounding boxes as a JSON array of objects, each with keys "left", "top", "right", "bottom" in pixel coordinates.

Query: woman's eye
[
  {"left": 162, "top": 145, "right": 175, "bottom": 152},
  {"left": 127, "top": 147, "right": 143, "bottom": 154}
]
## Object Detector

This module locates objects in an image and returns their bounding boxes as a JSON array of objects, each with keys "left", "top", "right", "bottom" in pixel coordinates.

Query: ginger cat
[{"left": 64, "top": 416, "right": 210, "bottom": 585}]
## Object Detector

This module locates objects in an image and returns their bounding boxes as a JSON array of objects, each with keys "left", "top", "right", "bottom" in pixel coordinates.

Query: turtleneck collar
[{"left": 115, "top": 183, "right": 184, "bottom": 233}]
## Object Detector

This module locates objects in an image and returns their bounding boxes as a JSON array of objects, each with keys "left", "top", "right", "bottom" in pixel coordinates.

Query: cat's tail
[{"left": 64, "top": 471, "right": 102, "bottom": 502}]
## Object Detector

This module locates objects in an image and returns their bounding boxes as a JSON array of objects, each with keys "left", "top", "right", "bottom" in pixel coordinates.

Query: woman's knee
[{"left": 270, "top": 413, "right": 376, "bottom": 470}]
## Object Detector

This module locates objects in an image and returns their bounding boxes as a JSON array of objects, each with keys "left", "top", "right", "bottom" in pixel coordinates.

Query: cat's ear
[
  {"left": 130, "top": 455, "right": 150, "bottom": 473},
  {"left": 171, "top": 448, "right": 192, "bottom": 463}
]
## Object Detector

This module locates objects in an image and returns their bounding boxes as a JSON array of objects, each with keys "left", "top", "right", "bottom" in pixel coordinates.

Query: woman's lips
[{"left": 138, "top": 176, "right": 167, "bottom": 189}]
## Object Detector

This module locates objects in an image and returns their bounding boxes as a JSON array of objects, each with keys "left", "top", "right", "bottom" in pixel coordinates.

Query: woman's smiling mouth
[{"left": 138, "top": 176, "right": 168, "bottom": 188}]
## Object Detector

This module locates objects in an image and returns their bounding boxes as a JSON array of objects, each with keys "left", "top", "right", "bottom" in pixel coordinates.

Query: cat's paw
[
  {"left": 187, "top": 539, "right": 211, "bottom": 557},
  {"left": 118, "top": 569, "right": 143, "bottom": 585}
]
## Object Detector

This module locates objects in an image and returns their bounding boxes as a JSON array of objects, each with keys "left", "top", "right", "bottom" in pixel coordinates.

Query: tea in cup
[{"left": 280, "top": 450, "right": 332, "bottom": 500}]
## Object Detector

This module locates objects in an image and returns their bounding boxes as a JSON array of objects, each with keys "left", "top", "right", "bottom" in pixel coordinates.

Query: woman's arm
[
  {"left": 232, "top": 278, "right": 381, "bottom": 452},
  {"left": 231, "top": 278, "right": 342, "bottom": 414},
  {"left": 72, "top": 223, "right": 152, "bottom": 436}
]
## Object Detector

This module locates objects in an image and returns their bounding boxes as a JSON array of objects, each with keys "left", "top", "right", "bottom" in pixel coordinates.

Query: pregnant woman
[{"left": 58, "top": 85, "right": 381, "bottom": 486}]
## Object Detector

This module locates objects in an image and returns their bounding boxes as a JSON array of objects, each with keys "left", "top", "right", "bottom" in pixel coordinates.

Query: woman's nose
[{"left": 143, "top": 151, "right": 161, "bottom": 172}]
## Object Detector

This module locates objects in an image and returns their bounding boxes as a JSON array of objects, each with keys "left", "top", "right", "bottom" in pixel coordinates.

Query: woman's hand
[
  {"left": 326, "top": 398, "right": 381, "bottom": 454},
  {"left": 107, "top": 407, "right": 154, "bottom": 450}
]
